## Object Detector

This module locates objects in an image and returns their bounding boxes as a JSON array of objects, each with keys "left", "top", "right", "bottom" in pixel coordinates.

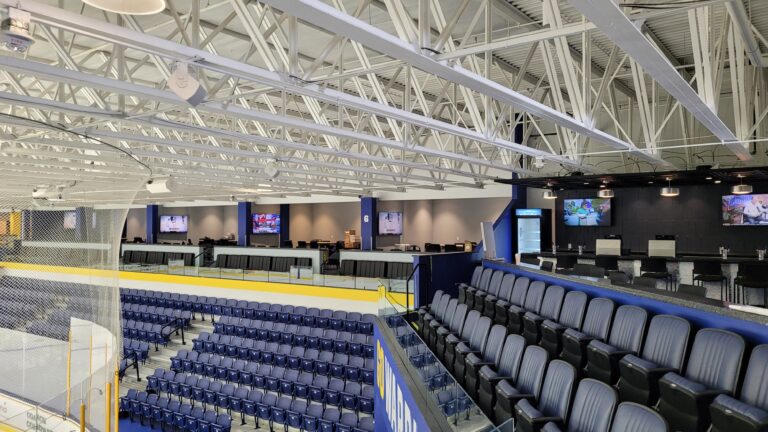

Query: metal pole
[
  {"left": 106, "top": 382, "right": 111, "bottom": 432},
  {"left": 79, "top": 403, "right": 86, "bottom": 432}
]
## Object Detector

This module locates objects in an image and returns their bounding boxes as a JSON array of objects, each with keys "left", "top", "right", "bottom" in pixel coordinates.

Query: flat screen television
[
  {"left": 378, "top": 211, "right": 403, "bottom": 235},
  {"left": 63, "top": 211, "right": 77, "bottom": 230},
  {"left": 252, "top": 213, "right": 280, "bottom": 234},
  {"left": 159, "top": 215, "right": 188, "bottom": 233},
  {"left": 563, "top": 198, "right": 612, "bottom": 227},
  {"left": 722, "top": 194, "right": 768, "bottom": 226}
]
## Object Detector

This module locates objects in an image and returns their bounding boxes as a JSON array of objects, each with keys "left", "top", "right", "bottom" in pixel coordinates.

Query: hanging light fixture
[
  {"left": 543, "top": 183, "right": 557, "bottom": 200},
  {"left": 660, "top": 178, "right": 679, "bottom": 197},
  {"left": 598, "top": 189, "right": 614, "bottom": 198},
  {"left": 82, "top": 0, "right": 166, "bottom": 15},
  {"left": 731, "top": 175, "right": 753, "bottom": 195}
]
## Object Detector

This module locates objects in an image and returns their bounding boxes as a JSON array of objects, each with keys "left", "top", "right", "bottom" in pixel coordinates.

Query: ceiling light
[
  {"left": 660, "top": 179, "right": 679, "bottom": 197},
  {"left": 705, "top": 176, "right": 713, "bottom": 180},
  {"left": 146, "top": 177, "right": 175, "bottom": 194},
  {"left": 714, "top": 180, "right": 722, "bottom": 184},
  {"left": 732, "top": 177, "right": 753, "bottom": 195},
  {"left": 81, "top": 0, "right": 166, "bottom": 15},
  {"left": 598, "top": 189, "right": 614, "bottom": 198},
  {"left": 543, "top": 189, "right": 558, "bottom": 200}
]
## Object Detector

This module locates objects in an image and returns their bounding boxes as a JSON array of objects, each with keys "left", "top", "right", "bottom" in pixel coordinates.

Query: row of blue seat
[
  {"left": 122, "top": 303, "right": 193, "bottom": 327},
  {"left": 120, "top": 288, "right": 375, "bottom": 334},
  {"left": 121, "top": 319, "right": 175, "bottom": 346},
  {"left": 146, "top": 368, "right": 374, "bottom": 415},
  {"left": 172, "top": 345, "right": 374, "bottom": 384},
  {"left": 124, "top": 338, "right": 150, "bottom": 363},
  {"left": 121, "top": 390, "right": 231, "bottom": 432},
  {"left": 215, "top": 314, "right": 373, "bottom": 336},
  {"left": 202, "top": 327, "right": 374, "bottom": 358},
  {"left": 121, "top": 387, "right": 373, "bottom": 432}
]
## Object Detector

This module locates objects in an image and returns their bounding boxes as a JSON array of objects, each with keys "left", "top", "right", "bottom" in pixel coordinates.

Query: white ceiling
[{"left": 0, "top": 0, "right": 766, "bottom": 208}]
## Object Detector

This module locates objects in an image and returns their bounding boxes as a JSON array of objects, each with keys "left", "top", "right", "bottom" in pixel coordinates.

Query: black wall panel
[{"left": 554, "top": 184, "right": 768, "bottom": 254}]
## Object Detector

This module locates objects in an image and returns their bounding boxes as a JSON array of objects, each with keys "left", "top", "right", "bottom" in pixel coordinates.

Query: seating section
[
  {"left": 120, "top": 289, "right": 376, "bottom": 335},
  {"left": 120, "top": 288, "right": 375, "bottom": 432},
  {"left": 411, "top": 264, "right": 765, "bottom": 431},
  {"left": 209, "top": 254, "right": 310, "bottom": 272}
]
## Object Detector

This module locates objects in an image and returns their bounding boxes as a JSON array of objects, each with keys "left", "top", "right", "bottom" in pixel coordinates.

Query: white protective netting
[{"left": 0, "top": 181, "right": 144, "bottom": 432}]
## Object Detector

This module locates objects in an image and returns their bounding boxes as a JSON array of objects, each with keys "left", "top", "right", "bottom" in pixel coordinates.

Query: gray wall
[{"left": 124, "top": 197, "right": 510, "bottom": 247}]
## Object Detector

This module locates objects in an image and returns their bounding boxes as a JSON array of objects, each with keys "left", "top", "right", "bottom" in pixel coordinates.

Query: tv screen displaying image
[
  {"left": 722, "top": 194, "right": 768, "bottom": 226},
  {"left": 563, "top": 198, "right": 612, "bottom": 227},
  {"left": 63, "top": 211, "right": 77, "bottom": 230},
  {"left": 379, "top": 211, "right": 403, "bottom": 235},
  {"left": 160, "top": 215, "right": 188, "bottom": 233},
  {"left": 252, "top": 213, "right": 280, "bottom": 234}
]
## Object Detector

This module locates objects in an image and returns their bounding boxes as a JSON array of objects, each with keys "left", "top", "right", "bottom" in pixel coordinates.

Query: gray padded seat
[
  {"left": 657, "top": 328, "right": 745, "bottom": 432},
  {"left": 465, "top": 268, "right": 494, "bottom": 309},
  {"left": 419, "top": 293, "right": 450, "bottom": 339},
  {"left": 425, "top": 298, "right": 457, "bottom": 348},
  {"left": 416, "top": 290, "right": 443, "bottom": 324},
  {"left": 494, "top": 346, "right": 549, "bottom": 424},
  {"left": 442, "top": 310, "right": 481, "bottom": 372},
  {"left": 485, "top": 273, "right": 516, "bottom": 322},
  {"left": 710, "top": 344, "right": 768, "bottom": 432},
  {"left": 493, "top": 274, "right": 524, "bottom": 326},
  {"left": 522, "top": 285, "right": 565, "bottom": 345},
  {"left": 610, "top": 402, "right": 669, "bottom": 432},
  {"left": 541, "top": 379, "right": 618, "bottom": 432},
  {"left": 540, "top": 291, "right": 588, "bottom": 357},
  {"left": 473, "top": 270, "right": 505, "bottom": 313},
  {"left": 561, "top": 298, "right": 615, "bottom": 370},
  {"left": 458, "top": 266, "right": 484, "bottom": 305},
  {"left": 478, "top": 334, "right": 526, "bottom": 418},
  {"left": 507, "top": 280, "right": 546, "bottom": 334},
  {"left": 433, "top": 303, "right": 468, "bottom": 362},
  {"left": 617, "top": 314, "right": 691, "bottom": 405},
  {"left": 585, "top": 305, "right": 648, "bottom": 384},
  {"left": 463, "top": 324, "right": 508, "bottom": 396},
  {"left": 450, "top": 316, "right": 493, "bottom": 375},
  {"left": 514, "top": 360, "right": 577, "bottom": 432}
]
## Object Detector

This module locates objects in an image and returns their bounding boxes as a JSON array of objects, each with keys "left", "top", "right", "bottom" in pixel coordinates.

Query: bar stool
[
  {"left": 640, "top": 258, "right": 673, "bottom": 290},
  {"left": 734, "top": 262, "right": 768, "bottom": 306},
  {"left": 692, "top": 260, "right": 727, "bottom": 301}
]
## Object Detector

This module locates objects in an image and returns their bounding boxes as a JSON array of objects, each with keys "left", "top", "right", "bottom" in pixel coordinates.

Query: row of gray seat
[
  {"left": 214, "top": 254, "right": 310, "bottom": 272},
  {"left": 418, "top": 266, "right": 768, "bottom": 432}
]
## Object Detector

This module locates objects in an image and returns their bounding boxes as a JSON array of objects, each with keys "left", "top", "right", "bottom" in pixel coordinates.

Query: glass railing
[
  {"left": 377, "top": 284, "right": 513, "bottom": 431},
  {"left": 120, "top": 261, "right": 415, "bottom": 292}
]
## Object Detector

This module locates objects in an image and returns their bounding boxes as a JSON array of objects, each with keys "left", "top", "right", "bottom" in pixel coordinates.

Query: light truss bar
[
  {"left": 258, "top": 0, "right": 669, "bottom": 166},
  {"left": 567, "top": 0, "right": 752, "bottom": 161},
  {"left": 0, "top": 0, "right": 585, "bottom": 170}
]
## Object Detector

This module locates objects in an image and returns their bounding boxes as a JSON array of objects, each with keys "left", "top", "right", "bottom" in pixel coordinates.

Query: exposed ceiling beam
[
  {"left": 568, "top": 0, "right": 752, "bottom": 161},
  {"left": 0, "top": 0, "right": 583, "bottom": 171},
  {"left": 257, "top": 0, "right": 670, "bottom": 166}
]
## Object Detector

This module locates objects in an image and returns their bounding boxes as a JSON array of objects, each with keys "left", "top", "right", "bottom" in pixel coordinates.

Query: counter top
[{"left": 539, "top": 251, "right": 767, "bottom": 264}]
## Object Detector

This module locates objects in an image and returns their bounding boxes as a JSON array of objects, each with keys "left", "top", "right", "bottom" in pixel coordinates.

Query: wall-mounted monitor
[
  {"left": 252, "top": 213, "right": 280, "bottom": 234},
  {"left": 722, "top": 194, "right": 768, "bottom": 226},
  {"left": 160, "top": 215, "right": 189, "bottom": 233},
  {"left": 63, "top": 211, "right": 77, "bottom": 230},
  {"left": 563, "top": 198, "right": 612, "bottom": 227},
  {"left": 378, "top": 211, "right": 403, "bottom": 235}
]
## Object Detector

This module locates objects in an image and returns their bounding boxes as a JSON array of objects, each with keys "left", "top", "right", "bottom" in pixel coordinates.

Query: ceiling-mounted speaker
[
  {"left": 731, "top": 184, "right": 753, "bottom": 195},
  {"left": 264, "top": 161, "right": 279, "bottom": 179},
  {"left": 168, "top": 62, "right": 206, "bottom": 106},
  {"left": 82, "top": 0, "right": 166, "bottom": 15},
  {"left": 146, "top": 178, "right": 175, "bottom": 194},
  {"left": 598, "top": 189, "right": 614, "bottom": 198}
]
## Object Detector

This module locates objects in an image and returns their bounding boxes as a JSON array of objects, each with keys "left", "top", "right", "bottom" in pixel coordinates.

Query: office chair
[
  {"left": 555, "top": 254, "right": 577, "bottom": 271},
  {"left": 677, "top": 284, "right": 707, "bottom": 298},
  {"left": 595, "top": 255, "right": 619, "bottom": 272},
  {"left": 692, "top": 260, "right": 727, "bottom": 301},
  {"left": 734, "top": 262, "right": 768, "bottom": 306},
  {"left": 443, "top": 244, "right": 458, "bottom": 252},
  {"left": 540, "top": 261, "right": 553, "bottom": 272},
  {"left": 608, "top": 270, "right": 631, "bottom": 286},
  {"left": 309, "top": 240, "right": 319, "bottom": 249},
  {"left": 640, "top": 258, "right": 673, "bottom": 291},
  {"left": 281, "top": 240, "right": 293, "bottom": 248},
  {"left": 297, "top": 241, "right": 307, "bottom": 248},
  {"left": 632, "top": 276, "right": 658, "bottom": 290}
]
